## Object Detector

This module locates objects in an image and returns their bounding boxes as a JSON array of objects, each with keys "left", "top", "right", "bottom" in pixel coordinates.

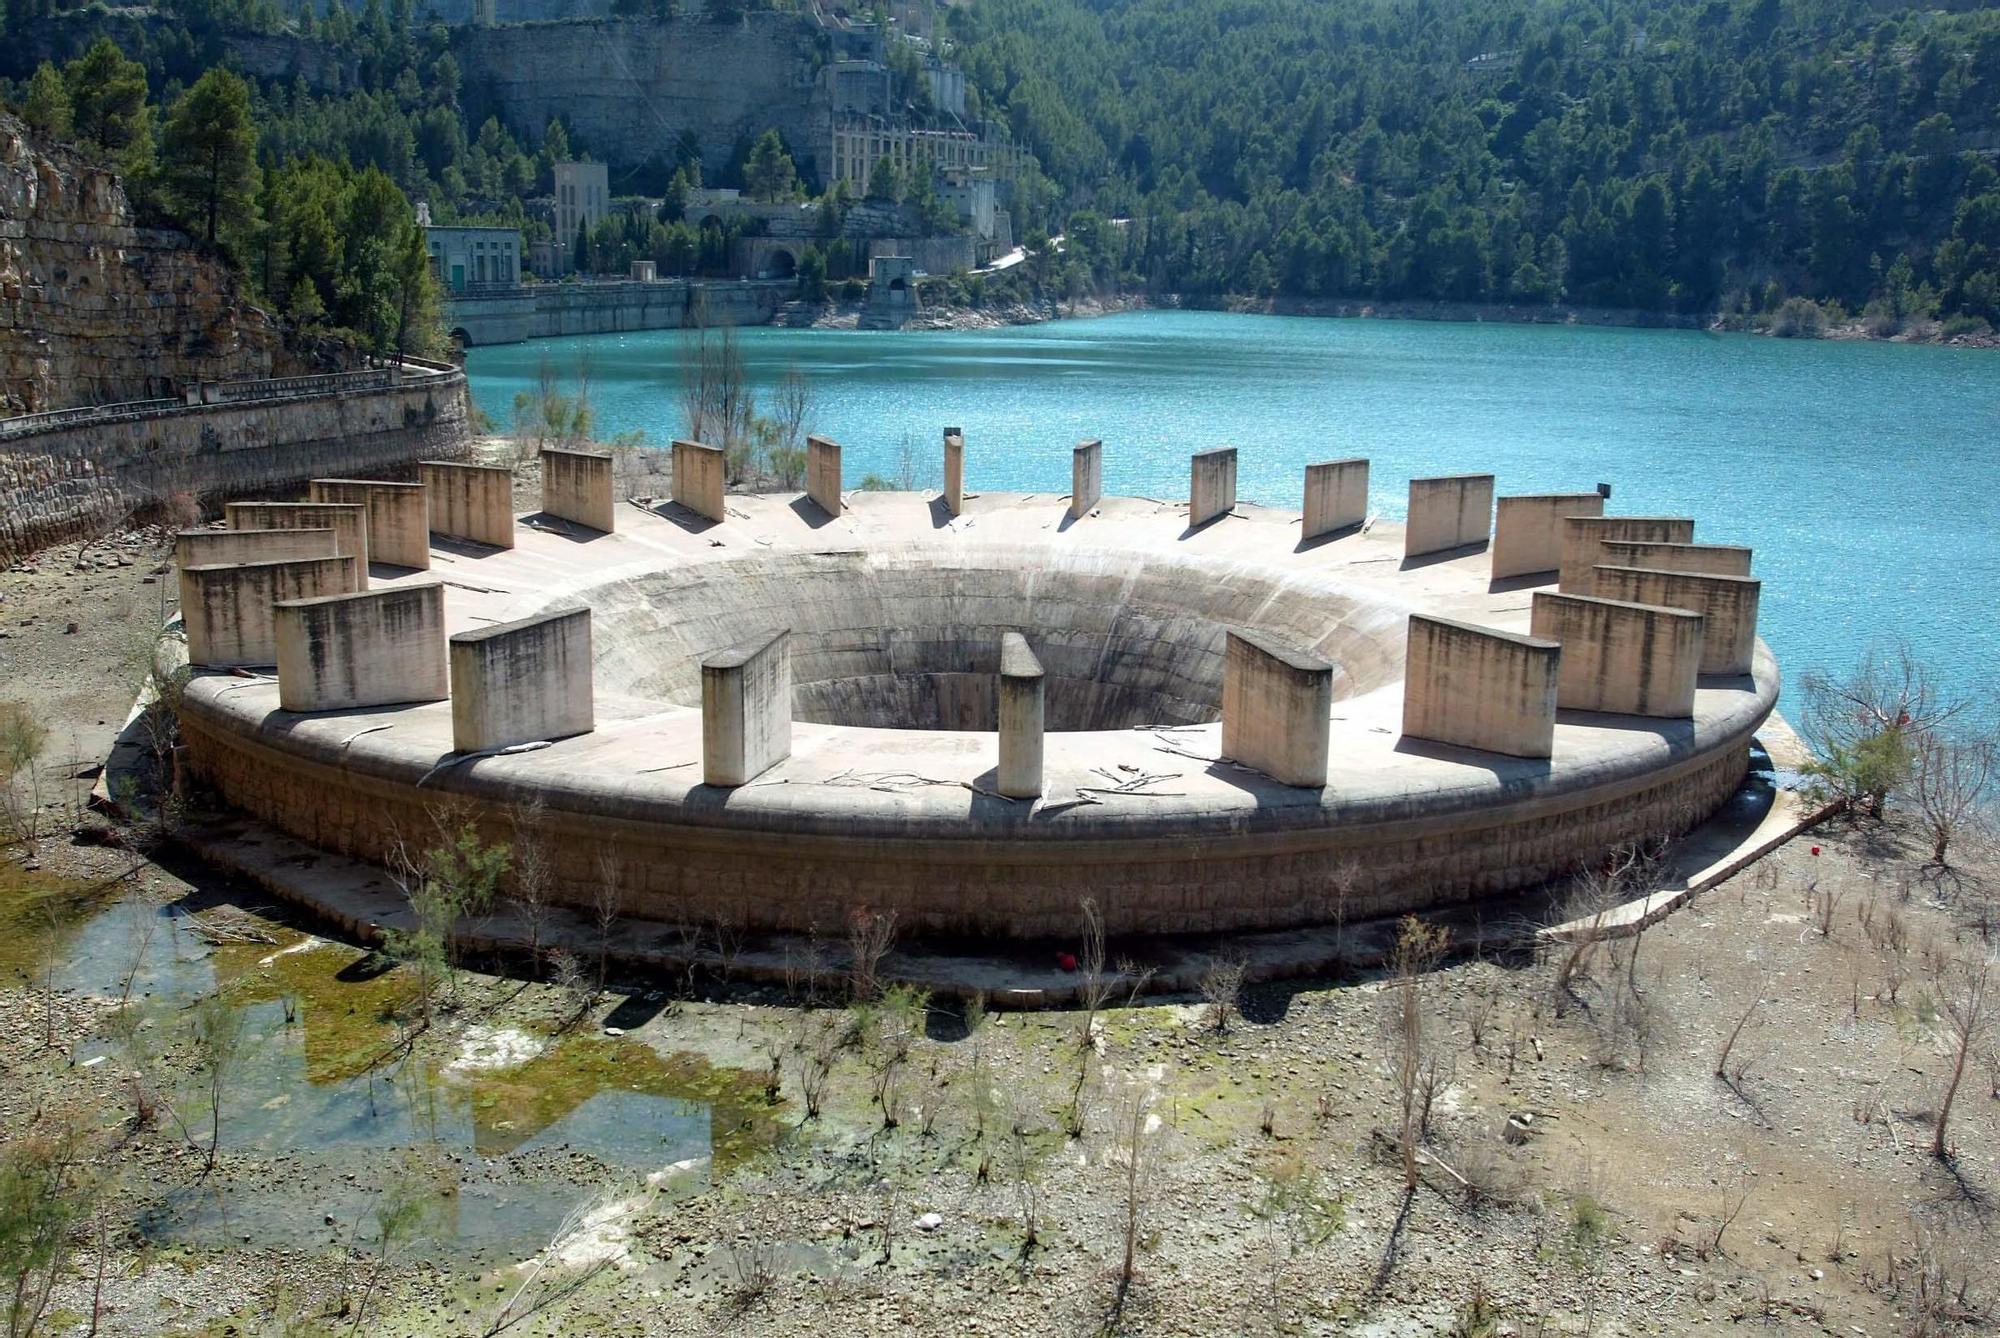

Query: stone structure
[
  {"left": 942, "top": 428, "right": 965, "bottom": 516},
  {"left": 1593, "top": 567, "right": 1762, "bottom": 676},
  {"left": 861, "top": 255, "right": 922, "bottom": 330},
  {"left": 806, "top": 434, "right": 843, "bottom": 517},
  {"left": 671, "top": 438, "right": 726, "bottom": 522},
  {"left": 225, "top": 502, "right": 371, "bottom": 584},
  {"left": 177, "top": 475, "right": 1780, "bottom": 941},
  {"left": 1492, "top": 493, "right": 1605, "bottom": 581},
  {"left": 450, "top": 605, "right": 595, "bottom": 753},
  {"left": 996, "top": 632, "right": 1044, "bottom": 799},
  {"left": 421, "top": 461, "right": 516, "bottom": 548},
  {"left": 551, "top": 160, "right": 608, "bottom": 266},
  {"left": 1, "top": 360, "right": 470, "bottom": 563},
  {"left": 180, "top": 555, "right": 362, "bottom": 667},
  {"left": 422, "top": 219, "right": 522, "bottom": 292},
  {"left": 308, "top": 479, "right": 431, "bottom": 570},
  {"left": 1402, "top": 614, "right": 1559, "bottom": 758},
  {"left": 1221, "top": 630, "right": 1333, "bottom": 787},
  {"left": 1190, "top": 447, "right": 1238, "bottom": 528},
  {"left": 274, "top": 583, "right": 450, "bottom": 713},
  {"left": 445, "top": 279, "right": 782, "bottom": 347},
  {"left": 540, "top": 447, "right": 616, "bottom": 533},
  {"left": 1071, "top": 439, "right": 1102, "bottom": 520},
  {"left": 1303, "top": 459, "right": 1369, "bottom": 540},
  {"left": 702, "top": 629, "right": 792, "bottom": 787},
  {"left": 1405, "top": 474, "right": 1495, "bottom": 559},
  {"left": 1557, "top": 516, "right": 1696, "bottom": 595},
  {"left": 1529, "top": 592, "right": 1702, "bottom": 718}
]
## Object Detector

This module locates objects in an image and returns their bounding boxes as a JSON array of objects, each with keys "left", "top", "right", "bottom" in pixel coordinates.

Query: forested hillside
[{"left": 953, "top": 0, "right": 2000, "bottom": 326}]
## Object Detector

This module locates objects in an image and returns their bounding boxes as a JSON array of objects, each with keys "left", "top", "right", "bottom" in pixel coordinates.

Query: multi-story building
[
  {"left": 421, "top": 212, "right": 523, "bottom": 292},
  {"left": 826, "top": 121, "right": 1028, "bottom": 199},
  {"left": 552, "top": 160, "right": 609, "bottom": 262}
]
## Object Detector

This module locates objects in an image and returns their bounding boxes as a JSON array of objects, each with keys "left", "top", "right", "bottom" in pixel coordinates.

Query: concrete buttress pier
[
  {"left": 1402, "top": 614, "right": 1560, "bottom": 758},
  {"left": 1405, "top": 475, "right": 1496, "bottom": 559},
  {"left": 180, "top": 555, "right": 362, "bottom": 667},
  {"left": 1190, "top": 447, "right": 1238, "bottom": 528},
  {"left": 1302, "top": 459, "right": 1369, "bottom": 540},
  {"left": 225, "top": 502, "right": 370, "bottom": 586},
  {"left": 273, "top": 582, "right": 449, "bottom": 713},
  {"left": 420, "top": 461, "right": 516, "bottom": 549},
  {"left": 307, "top": 480, "right": 430, "bottom": 571},
  {"left": 450, "top": 605, "right": 595, "bottom": 753},
  {"left": 942, "top": 428, "right": 965, "bottom": 516},
  {"left": 1071, "top": 439, "right": 1103, "bottom": 519},
  {"left": 1492, "top": 493, "right": 1605, "bottom": 581},
  {"left": 1596, "top": 540, "right": 1752, "bottom": 578},
  {"left": 806, "top": 435, "right": 843, "bottom": 518},
  {"left": 671, "top": 439, "right": 727, "bottom": 522},
  {"left": 540, "top": 448, "right": 617, "bottom": 533},
  {"left": 1221, "top": 629, "right": 1333, "bottom": 787},
  {"left": 996, "top": 631, "right": 1045, "bottom": 799},
  {"left": 1558, "top": 516, "right": 1696, "bottom": 594},
  {"left": 1529, "top": 592, "right": 1703, "bottom": 717},
  {"left": 1592, "top": 567, "right": 1762, "bottom": 676},
  {"left": 175, "top": 528, "right": 337, "bottom": 569},
  {"left": 702, "top": 629, "right": 792, "bottom": 787}
]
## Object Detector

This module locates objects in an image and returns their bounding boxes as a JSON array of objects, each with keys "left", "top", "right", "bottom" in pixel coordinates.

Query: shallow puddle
[{"left": 12, "top": 872, "right": 779, "bottom": 1262}]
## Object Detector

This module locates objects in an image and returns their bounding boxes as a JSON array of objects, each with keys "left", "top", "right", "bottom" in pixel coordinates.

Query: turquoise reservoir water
[{"left": 465, "top": 310, "right": 2000, "bottom": 709}]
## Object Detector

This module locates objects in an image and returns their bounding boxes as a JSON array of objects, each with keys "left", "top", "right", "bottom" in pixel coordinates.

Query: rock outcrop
[{"left": 0, "top": 113, "right": 292, "bottom": 416}]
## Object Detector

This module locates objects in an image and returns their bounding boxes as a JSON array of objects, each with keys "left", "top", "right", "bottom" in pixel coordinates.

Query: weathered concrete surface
[
  {"left": 450, "top": 605, "right": 594, "bottom": 753},
  {"left": 1221, "top": 630, "right": 1332, "bottom": 787},
  {"left": 274, "top": 583, "right": 449, "bottom": 712},
  {"left": 421, "top": 461, "right": 515, "bottom": 549},
  {"left": 308, "top": 479, "right": 431, "bottom": 570},
  {"left": 1071, "top": 439, "right": 1102, "bottom": 520},
  {"left": 180, "top": 555, "right": 361, "bottom": 667},
  {"left": 1190, "top": 447, "right": 1238, "bottom": 528},
  {"left": 1529, "top": 591, "right": 1702, "bottom": 718},
  {"left": 702, "top": 628, "right": 792, "bottom": 787},
  {"left": 806, "top": 435, "right": 843, "bottom": 518},
  {"left": 1596, "top": 539, "right": 1752, "bottom": 578},
  {"left": 175, "top": 527, "right": 337, "bottom": 570},
  {"left": 1406, "top": 475, "right": 1495, "bottom": 559},
  {"left": 540, "top": 447, "right": 616, "bottom": 533},
  {"left": 225, "top": 501, "right": 370, "bottom": 587},
  {"left": 445, "top": 279, "right": 782, "bottom": 347},
  {"left": 1492, "top": 493, "right": 1605, "bottom": 581},
  {"left": 1402, "top": 613, "right": 1559, "bottom": 758},
  {"left": 671, "top": 439, "right": 726, "bottom": 522},
  {"left": 942, "top": 429, "right": 965, "bottom": 517},
  {"left": 1303, "top": 459, "right": 1368, "bottom": 540},
  {"left": 997, "top": 631, "right": 1044, "bottom": 799},
  {"left": 1558, "top": 516, "right": 1696, "bottom": 594},
  {"left": 1593, "top": 566, "right": 1762, "bottom": 677},
  {"left": 177, "top": 490, "right": 1778, "bottom": 937}
]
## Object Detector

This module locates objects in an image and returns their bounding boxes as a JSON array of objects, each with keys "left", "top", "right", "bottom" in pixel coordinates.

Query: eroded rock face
[{"left": 0, "top": 113, "right": 290, "bottom": 415}]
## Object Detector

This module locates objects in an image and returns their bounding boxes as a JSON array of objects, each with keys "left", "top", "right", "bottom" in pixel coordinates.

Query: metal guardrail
[{"left": 0, "top": 361, "right": 458, "bottom": 441}]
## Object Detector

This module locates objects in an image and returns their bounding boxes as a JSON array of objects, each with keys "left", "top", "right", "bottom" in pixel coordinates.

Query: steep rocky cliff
[{"left": 0, "top": 114, "right": 292, "bottom": 416}]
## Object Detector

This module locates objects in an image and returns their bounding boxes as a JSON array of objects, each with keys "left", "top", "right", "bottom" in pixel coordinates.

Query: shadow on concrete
[
  {"left": 1293, "top": 523, "right": 1362, "bottom": 553},
  {"left": 1553, "top": 708, "right": 1696, "bottom": 740},
  {"left": 602, "top": 992, "right": 669, "bottom": 1031},
  {"left": 651, "top": 500, "right": 720, "bottom": 535},
  {"left": 367, "top": 562, "right": 429, "bottom": 582},
  {"left": 927, "top": 495, "right": 956, "bottom": 529},
  {"left": 429, "top": 534, "right": 509, "bottom": 562},
  {"left": 1487, "top": 570, "right": 1555, "bottom": 594},
  {"left": 1055, "top": 504, "right": 1092, "bottom": 533},
  {"left": 522, "top": 512, "right": 610, "bottom": 544},
  {"left": 1176, "top": 509, "right": 1233, "bottom": 541},
  {"left": 1391, "top": 733, "right": 1551, "bottom": 782},
  {"left": 1398, "top": 538, "right": 1489, "bottom": 571},
  {"left": 788, "top": 495, "right": 840, "bottom": 529}
]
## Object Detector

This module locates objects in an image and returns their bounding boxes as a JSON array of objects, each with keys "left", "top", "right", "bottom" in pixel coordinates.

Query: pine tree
[
  {"left": 22, "top": 62, "right": 71, "bottom": 143},
  {"left": 159, "top": 69, "right": 258, "bottom": 246},
  {"left": 63, "top": 37, "right": 151, "bottom": 165}
]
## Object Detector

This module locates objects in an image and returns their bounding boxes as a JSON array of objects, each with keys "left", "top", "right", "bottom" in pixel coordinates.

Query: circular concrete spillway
[
  {"left": 175, "top": 490, "right": 1779, "bottom": 941},
  {"left": 585, "top": 545, "right": 1409, "bottom": 732}
]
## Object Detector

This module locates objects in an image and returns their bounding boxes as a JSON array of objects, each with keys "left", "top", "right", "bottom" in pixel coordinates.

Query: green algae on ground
[
  {"left": 210, "top": 935, "right": 412, "bottom": 1085},
  {"left": 0, "top": 862, "right": 122, "bottom": 983}
]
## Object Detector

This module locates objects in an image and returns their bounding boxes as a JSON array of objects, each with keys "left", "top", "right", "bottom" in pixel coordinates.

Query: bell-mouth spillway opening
[{"left": 580, "top": 543, "right": 1413, "bottom": 733}]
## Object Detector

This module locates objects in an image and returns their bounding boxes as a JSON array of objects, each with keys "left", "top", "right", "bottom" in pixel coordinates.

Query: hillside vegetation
[{"left": 953, "top": 0, "right": 2000, "bottom": 326}]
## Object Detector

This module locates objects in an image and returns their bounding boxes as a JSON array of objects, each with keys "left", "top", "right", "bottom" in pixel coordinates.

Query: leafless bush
[
  {"left": 1927, "top": 951, "right": 1991, "bottom": 1161},
  {"left": 1391, "top": 917, "right": 1450, "bottom": 1191},
  {"left": 725, "top": 1241, "right": 778, "bottom": 1313},
  {"left": 847, "top": 906, "right": 898, "bottom": 1002},
  {"left": 1198, "top": 953, "right": 1247, "bottom": 1034},
  {"left": 1880, "top": 1213, "right": 1991, "bottom": 1333},
  {"left": 507, "top": 799, "right": 553, "bottom": 974},
  {"left": 1911, "top": 728, "right": 1998, "bottom": 867},
  {"left": 798, "top": 1015, "right": 839, "bottom": 1120},
  {"left": 1456, "top": 1134, "right": 1526, "bottom": 1208},
  {"left": 1813, "top": 878, "right": 1847, "bottom": 938}
]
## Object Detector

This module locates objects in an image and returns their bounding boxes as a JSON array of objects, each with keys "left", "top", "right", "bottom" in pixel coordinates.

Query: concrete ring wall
[{"left": 175, "top": 489, "right": 1779, "bottom": 942}]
